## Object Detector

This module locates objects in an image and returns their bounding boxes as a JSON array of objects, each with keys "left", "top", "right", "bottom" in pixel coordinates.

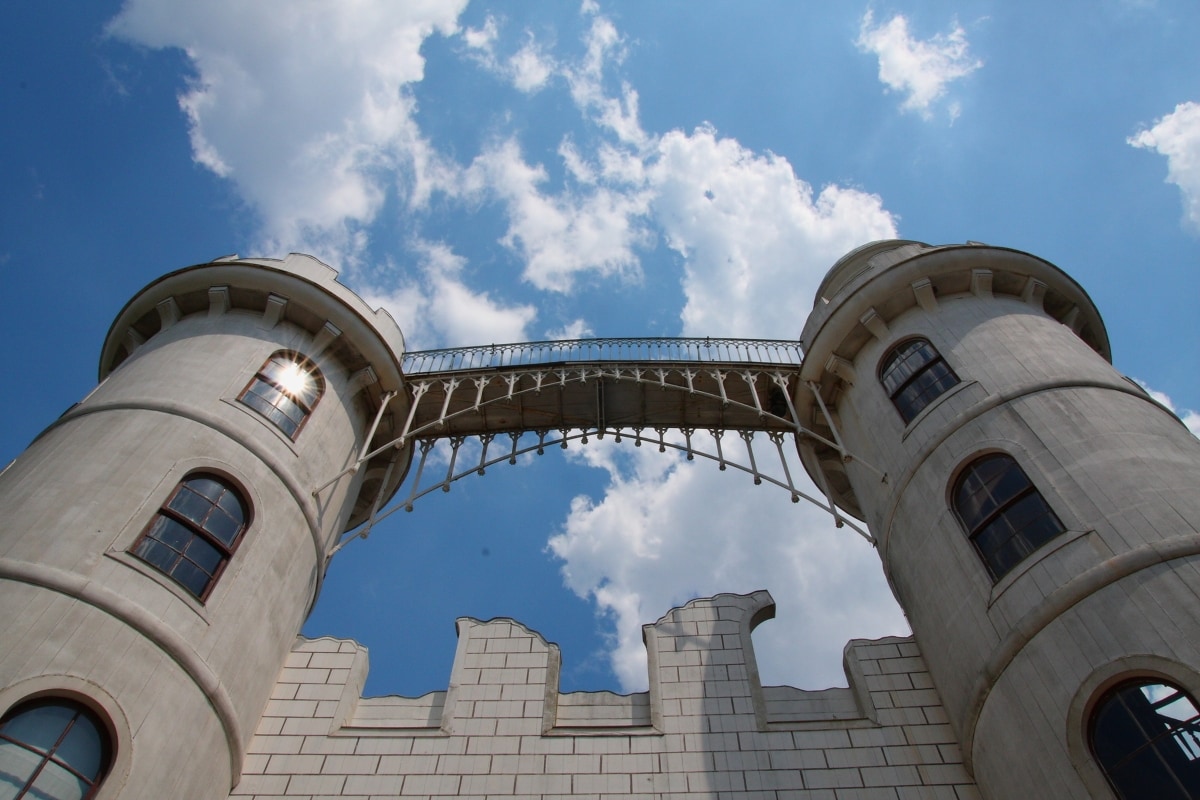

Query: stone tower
[
  {"left": 0, "top": 254, "right": 408, "bottom": 798},
  {"left": 797, "top": 240, "right": 1200, "bottom": 798}
]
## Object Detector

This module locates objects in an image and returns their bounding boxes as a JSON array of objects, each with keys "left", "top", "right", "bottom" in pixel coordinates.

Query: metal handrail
[{"left": 401, "top": 337, "right": 804, "bottom": 374}]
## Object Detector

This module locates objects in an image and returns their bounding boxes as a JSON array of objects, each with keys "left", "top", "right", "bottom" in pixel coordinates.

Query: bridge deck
[{"left": 399, "top": 361, "right": 802, "bottom": 441}]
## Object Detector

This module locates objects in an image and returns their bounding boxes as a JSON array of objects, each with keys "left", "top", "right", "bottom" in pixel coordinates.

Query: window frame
[
  {"left": 0, "top": 698, "right": 112, "bottom": 800},
  {"left": 129, "top": 472, "right": 250, "bottom": 602},
  {"left": 952, "top": 452, "right": 1066, "bottom": 581},
  {"left": 1089, "top": 678, "right": 1200, "bottom": 799},
  {"left": 237, "top": 351, "right": 324, "bottom": 440},
  {"left": 878, "top": 337, "right": 960, "bottom": 424}
]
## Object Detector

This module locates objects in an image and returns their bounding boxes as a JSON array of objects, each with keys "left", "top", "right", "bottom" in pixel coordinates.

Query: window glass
[
  {"left": 880, "top": 339, "right": 959, "bottom": 423},
  {"left": 953, "top": 453, "right": 1065, "bottom": 580},
  {"left": 0, "top": 700, "right": 111, "bottom": 800},
  {"left": 131, "top": 473, "right": 249, "bottom": 600},
  {"left": 1092, "top": 680, "right": 1200, "bottom": 799},
  {"left": 238, "top": 352, "right": 323, "bottom": 439}
]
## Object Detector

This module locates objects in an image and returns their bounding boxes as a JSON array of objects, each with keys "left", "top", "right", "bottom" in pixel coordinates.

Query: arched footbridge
[{"left": 317, "top": 337, "right": 883, "bottom": 552}]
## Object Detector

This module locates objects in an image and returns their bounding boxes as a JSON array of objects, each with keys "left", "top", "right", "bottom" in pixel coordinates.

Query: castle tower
[
  {"left": 797, "top": 241, "right": 1200, "bottom": 798},
  {"left": 0, "top": 255, "right": 408, "bottom": 798}
]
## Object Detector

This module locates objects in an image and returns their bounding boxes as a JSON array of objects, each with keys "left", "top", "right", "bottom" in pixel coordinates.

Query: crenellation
[{"left": 237, "top": 592, "right": 975, "bottom": 797}]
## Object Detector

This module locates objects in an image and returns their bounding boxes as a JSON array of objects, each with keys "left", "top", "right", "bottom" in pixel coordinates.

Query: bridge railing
[{"left": 401, "top": 337, "right": 805, "bottom": 374}]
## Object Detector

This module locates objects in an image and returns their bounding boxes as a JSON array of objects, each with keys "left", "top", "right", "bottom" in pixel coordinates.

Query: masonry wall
[{"left": 231, "top": 592, "right": 979, "bottom": 799}]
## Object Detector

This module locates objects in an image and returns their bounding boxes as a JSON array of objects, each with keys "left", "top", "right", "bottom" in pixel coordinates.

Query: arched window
[
  {"left": 1091, "top": 679, "right": 1200, "bottom": 799},
  {"left": 239, "top": 351, "right": 323, "bottom": 439},
  {"left": 879, "top": 338, "right": 959, "bottom": 423},
  {"left": 953, "top": 453, "right": 1064, "bottom": 580},
  {"left": 131, "top": 473, "right": 249, "bottom": 600},
  {"left": 0, "top": 699, "right": 112, "bottom": 799}
]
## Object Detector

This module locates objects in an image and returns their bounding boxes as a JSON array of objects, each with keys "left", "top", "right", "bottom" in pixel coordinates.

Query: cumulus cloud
[
  {"left": 545, "top": 319, "right": 595, "bottom": 340},
  {"left": 461, "top": 16, "right": 555, "bottom": 93},
  {"left": 564, "top": 11, "right": 647, "bottom": 146},
  {"left": 1136, "top": 380, "right": 1200, "bottom": 437},
  {"left": 538, "top": 119, "right": 904, "bottom": 690},
  {"left": 107, "top": 0, "right": 467, "bottom": 266},
  {"left": 648, "top": 126, "right": 897, "bottom": 337},
  {"left": 1129, "top": 101, "right": 1200, "bottom": 230},
  {"left": 855, "top": 11, "right": 982, "bottom": 120},
  {"left": 549, "top": 436, "right": 907, "bottom": 691},
  {"left": 464, "top": 138, "right": 654, "bottom": 292},
  {"left": 510, "top": 40, "right": 556, "bottom": 93},
  {"left": 361, "top": 241, "right": 535, "bottom": 349}
]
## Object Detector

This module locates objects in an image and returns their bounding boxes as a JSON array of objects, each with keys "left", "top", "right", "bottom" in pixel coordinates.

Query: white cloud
[
  {"left": 1135, "top": 380, "right": 1200, "bottom": 437},
  {"left": 855, "top": 11, "right": 982, "bottom": 120},
  {"left": 461, "top": 17, "right": 555, "bottom": 94},
  {"left": 464, "top": 139, "right": 653, "bottom": 292},
  {"left": 107, "top": 0, "right": 467, "bottom": 266},
  {"left": 462, "top": 15, "right": 499, "bottom": 52},
  {"left": 1129, "top": 101, "right": 1200, "bottom": 230},
  {"left": 362, "top": 241, "right": 535, "bottom": 349},
  {"left": 545, "top": 319, "right": 595, "bottom": 340},
  {"left": 648, "top": 126, "right": 898, "bottom": 337},
  {"left": 564, "top": 13, "right": 647, "bottom": 146},
  {"left": 538, "top": 118, "right": 904, "bottom": 689},
  {"left": 510, "top": 40, "right": 556, "bottom": 93},
  {"left": 548, "top": 436, "right": 907, "bottom": 691}
]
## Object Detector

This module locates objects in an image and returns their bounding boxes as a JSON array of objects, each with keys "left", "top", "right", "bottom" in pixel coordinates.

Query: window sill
[
  {"left": 899, "top": 380, "right": 976, "bottom": 443},
  {"left": 987, "top": 528, "right": 1095, "bottom": 608}
]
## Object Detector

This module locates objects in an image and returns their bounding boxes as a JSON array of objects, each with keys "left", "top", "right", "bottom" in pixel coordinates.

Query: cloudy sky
[{"left": 3, "top": 0, "right": 1198, "bottom": 697}]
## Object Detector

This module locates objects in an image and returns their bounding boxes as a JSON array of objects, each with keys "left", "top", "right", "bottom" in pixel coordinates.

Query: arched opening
[
  {"left": 952, "top": 452, "right": 1064, "bottom": 580},
  {"left": 1091, "top": 679, "right": 1200, "bottom": 799},
  {"left": 0, "top": 698, "right": 112, "bottom": 799},
  {"left": 879, "top": 338, "right": 959, "bottom": 423},
  {"left": 130, "top": 472, "right": 250, "bottom": 600},
  {"left": 239, "top": 351, "right": 324, "bottom": 439}
]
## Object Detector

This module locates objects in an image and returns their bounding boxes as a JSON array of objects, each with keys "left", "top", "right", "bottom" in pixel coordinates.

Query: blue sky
[{"left": 2, "top": 0, "right": 1198, "bottom": 698}]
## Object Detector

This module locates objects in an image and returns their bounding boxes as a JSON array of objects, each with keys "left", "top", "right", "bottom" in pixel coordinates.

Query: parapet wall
[{"left": 232, "top": 592, "right": 980, "bottom": 798}]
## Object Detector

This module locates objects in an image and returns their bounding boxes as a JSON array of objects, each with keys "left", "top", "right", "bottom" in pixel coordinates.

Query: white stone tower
[
  {"left": 797, "top": 241, "right": 1200, "bottom": 799},
  {"left": 0, "top": 255, "right": 408, "bottom": 798}
]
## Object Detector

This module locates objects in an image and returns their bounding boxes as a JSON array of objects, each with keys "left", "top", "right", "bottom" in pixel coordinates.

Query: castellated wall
[{"left": 230, "top": 592, "right": 979, "bottom": 799}]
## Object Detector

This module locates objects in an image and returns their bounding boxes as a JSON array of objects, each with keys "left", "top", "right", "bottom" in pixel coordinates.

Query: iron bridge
[{"left": 320, "top": 337, "right": 881, "bottom": 551}]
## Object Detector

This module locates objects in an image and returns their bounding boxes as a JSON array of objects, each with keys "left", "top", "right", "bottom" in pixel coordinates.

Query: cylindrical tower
[
  {"left": 798, "top": 241, "right": 1200, "bottom": 799},
  {"left": 0, "top": 254, "right": 410, "bottom": 798}
]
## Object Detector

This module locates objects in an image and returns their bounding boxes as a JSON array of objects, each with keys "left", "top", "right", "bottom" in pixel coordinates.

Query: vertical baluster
[
  {"left": 404, "top": 439, "right": 436, "bottom": 511},
  {"left": 738, "top": 430, "right": 762, "bottom": 485}
]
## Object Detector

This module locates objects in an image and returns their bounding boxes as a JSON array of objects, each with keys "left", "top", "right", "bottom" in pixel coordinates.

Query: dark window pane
[
  {"left": 148, "top": 516, "right": 191, "bottom": 553},
  {"left": 1093, "top": 681, "right": 1200, "bottom": 800},
  {"left": 204, "top": 509, "right": 241, "bottom": 548},
  {"left": 184, "top": 536, "right": 223, "bottom": 575},
  {"left": 216, "top": 491, "right": 246, "bottom": 523},
  {"left": 131, "top": 474, "right": 247, "bottom": 601},
  {"left": 133, "top": 538, "right": 178, "bottom": 573},
  {"left": 1008, "top": 494, "right": 1064, "bottom": 554},
  {"left": 167, "top": 488, "right": 212, "bottom": 527},
  {"left": 172, "top": 560, "right": 211, "bottom": 598},
  {"left": 183, "top": 476, "right": 224, "bottom": 502},
  {"left": 881, "top": 339, "right": 958, "bottom": 423},
  {"left": 955, "top": 455, "right": 1063, "bottom": 580}
]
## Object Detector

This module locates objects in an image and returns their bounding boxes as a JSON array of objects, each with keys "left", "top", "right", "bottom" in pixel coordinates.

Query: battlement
[{"left": 235, "top": 592, "right": 976, "bottom": 798}]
